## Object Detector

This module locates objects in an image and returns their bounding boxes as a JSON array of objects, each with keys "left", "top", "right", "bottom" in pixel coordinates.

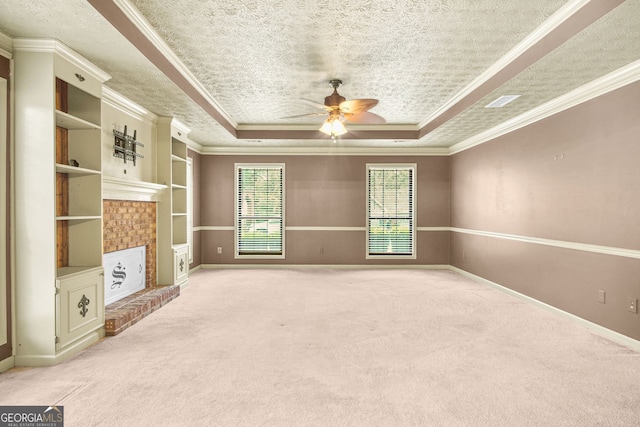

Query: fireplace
[
  {"left": 103, "top": 245, "right": 146, "bottom": 305},
  {"left": 103, "top": 199, "right": 157, "bottom": 290},
  {"left": 101, "top": 181, "right": 178, "bottom": 336}
]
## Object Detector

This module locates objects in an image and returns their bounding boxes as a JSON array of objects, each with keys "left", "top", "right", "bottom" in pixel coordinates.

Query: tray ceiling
[{"left": 0, "top": 0, "right": 638, "bottom": 152}]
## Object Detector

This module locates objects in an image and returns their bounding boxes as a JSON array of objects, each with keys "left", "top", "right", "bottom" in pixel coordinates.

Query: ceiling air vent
[{"left": 485, "top": 95, "right": 520, "bottom": 108}]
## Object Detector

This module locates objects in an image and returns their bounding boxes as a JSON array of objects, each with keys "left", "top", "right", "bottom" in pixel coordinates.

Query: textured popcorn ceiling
[
  {"left": 421, "top": 0, "right": 640, "bottom": 147},
  {"left": 0, "top": 0, "right": 638, "bottom": 150},
  {"left": 128, "top": 0, "right": 564, "bottom": 125}
]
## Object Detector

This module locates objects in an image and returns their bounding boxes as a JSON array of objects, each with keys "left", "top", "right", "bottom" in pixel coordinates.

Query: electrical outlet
[
  {"left": 217, "top": 247, "right": 222, "bottom": 254},
  {"left": 597, "top": 290, "right": 606, "bottom": 304},
  {"left": 319, "top": 247, "right": 324, "bottom": 255},
  {"left": 628, "top": 298, "right": 638, "bottom": 314}
]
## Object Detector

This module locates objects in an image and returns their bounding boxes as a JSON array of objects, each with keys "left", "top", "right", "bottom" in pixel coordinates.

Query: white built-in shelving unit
[
  {"left": 157, "top": 118, "right": 189, "bottom": 287},
  {"left": 13, "top": 39, "right": 110, "bottom": 366}
]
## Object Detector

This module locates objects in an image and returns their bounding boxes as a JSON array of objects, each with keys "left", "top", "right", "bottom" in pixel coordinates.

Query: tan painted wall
[
  {"left": 188, "top": 83, "right": 640, "bottom": 340},
  {"left": 451, "top": 81, "right": 640, "bottom": 340},
  {"left": 198, "top": 155, "right": 450, "bottom": 265}
]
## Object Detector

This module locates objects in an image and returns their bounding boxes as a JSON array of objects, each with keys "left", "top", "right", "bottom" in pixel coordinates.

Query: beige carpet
[{"left": 1, "top": 269, "right": 639, "bottom": 426}]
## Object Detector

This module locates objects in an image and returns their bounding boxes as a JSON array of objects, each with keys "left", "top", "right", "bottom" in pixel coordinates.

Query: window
[
  {"left": 367, "top": 164, "right": 416, "bottom": 258},
  {"left": 235, "top": 164, "right": 285, "bottom": 258}
]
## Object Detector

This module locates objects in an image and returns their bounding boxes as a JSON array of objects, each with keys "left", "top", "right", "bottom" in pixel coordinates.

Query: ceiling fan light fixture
[
  {"left": 319, "top": 120, "right": 333, "bottom": 135},
  {"left": 332, "top": 119, "right": 347, "bottom": 136},
  {"left": 319, "top": 117, "right": 347, "bottom": 137}
]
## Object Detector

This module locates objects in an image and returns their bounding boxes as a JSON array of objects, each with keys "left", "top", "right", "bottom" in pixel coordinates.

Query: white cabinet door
[
  {"left": 56, "top": 267, "right": 104, "bottom": 350},
  {"left": 174, "top": 245, "right": 189, "bottom": 286}
]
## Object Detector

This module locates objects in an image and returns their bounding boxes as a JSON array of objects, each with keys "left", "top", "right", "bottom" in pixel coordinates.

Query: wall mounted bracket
[{"left": 113, "top": 125, "right": 144, "bottom": 165}]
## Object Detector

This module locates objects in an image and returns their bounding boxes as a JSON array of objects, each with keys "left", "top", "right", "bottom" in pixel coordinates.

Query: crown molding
[
  {"left": 12, "top": 38, "right": 111, "bottom": 83},
  {"left": 449, "top": 59, "right": 640, "bottom": 155},
  {"left": 110, "top": 0, "right": 236, "bottom": 128},
  {"left": 102, "top": 86, "right": 157, "bottom": 125},
  {"left": 416, "top": 0, "right": 620, "bottom": 139},
  {"left": 0, "top": 31, "right": 12, "bottom": 59},
  {"left": 185, "top": 139, "right": 204, "bottom": 154},
  {"left": 198, "top": 145, "right": 450, "bottom": 156},
  {"left": 169, "top": 117, "right": 191, "bottom": 136},
  {"left": 156, "top": 116, "right": 191, "bottom": 140},
  {"left": 417, "top": 0, "right": 591, "bottom": 131},
  {"left": 235, "top": 123, "right": 418, "bottom": 132}
]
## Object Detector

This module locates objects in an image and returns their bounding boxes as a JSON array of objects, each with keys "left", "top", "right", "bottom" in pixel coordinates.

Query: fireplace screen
[{"left": 103, "top": 246, "right": 146, "bottom": 305}]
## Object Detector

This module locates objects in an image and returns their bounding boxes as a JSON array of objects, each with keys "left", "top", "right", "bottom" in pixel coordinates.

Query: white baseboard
[
  {"left": 179, "top": 279, "right": 191, "bottom": 290},
  {"left": 449, "top": 266, "right": 640, "bottom": 353},
  {"left": 14, "top": 330, "right": 104, "bottom": 367},
  {"left": 0, "top": 355, "right": 14, "bottom": 373},
  {"left": 199, "top": 264, "right": 451, "bottom": 270},
  {"left": 188, "top": 265, "right": 202, "bottom": 274}
]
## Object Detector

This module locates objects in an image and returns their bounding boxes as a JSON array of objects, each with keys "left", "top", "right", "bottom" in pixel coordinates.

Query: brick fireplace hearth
[{"left": 102, "top": 199, "right": 179, "bottom": 335}]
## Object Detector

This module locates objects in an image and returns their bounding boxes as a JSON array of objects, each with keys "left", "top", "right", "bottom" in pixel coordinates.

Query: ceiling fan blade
[
  {"left": 280, "top": 112, "right": 327, "bottom": 119},
  {"left": 300, "top": 98, "right": 332, "bottom": 111},
  {"left": 343, "top": 111, "right": 386, "bottom": 124},
  {"left": 339, "top": 98, "right": 379, "bottom": 114}
]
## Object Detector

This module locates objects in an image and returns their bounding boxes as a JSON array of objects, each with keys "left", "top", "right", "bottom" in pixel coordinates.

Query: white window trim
[
  {"left": 234, "top": 163, "right": 286, "bottom": 259},
  {"left": 366, "top": 163, "right": 417, "bottom": 260}
]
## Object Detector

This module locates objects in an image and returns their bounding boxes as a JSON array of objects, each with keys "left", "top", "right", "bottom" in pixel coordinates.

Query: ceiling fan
[{"left": 286, "top": 79, "right": 386, "bottom": 138}]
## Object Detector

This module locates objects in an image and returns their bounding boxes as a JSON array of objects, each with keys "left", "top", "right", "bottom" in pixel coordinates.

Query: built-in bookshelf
[
  {"left": 157, "top": 118, "right": 190, "bottom": 287},
  {"left": 13, "top": 39, "right": 110, "bottom": 366},
  {"left": 55, "top": 78, "right": 103, "bottom": 277}
]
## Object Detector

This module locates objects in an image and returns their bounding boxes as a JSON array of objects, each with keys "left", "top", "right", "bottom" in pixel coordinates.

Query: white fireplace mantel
[{"left": 103, "top": 176, "right": 167, "bottom": 202}]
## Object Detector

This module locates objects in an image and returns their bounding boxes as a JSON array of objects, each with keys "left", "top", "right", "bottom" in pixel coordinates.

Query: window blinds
[
  {"left": 237, "top": 166, "right": 283, "bottom": 255},
  {"left": 367, "top": 166, "right": 414, "bottom": 256}
]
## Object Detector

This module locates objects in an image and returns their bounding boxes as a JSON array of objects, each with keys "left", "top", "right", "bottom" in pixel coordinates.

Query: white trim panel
[
  {"left": 451, "top": 227, "right": 640, "bottom": 260},
  {"left": 286, "top": 226, "right": 366, "bottom": 232},
  {"left": 200, "top": 226, "right": 451, "bottom": 232},
  {"left": 199, "top": 225, "right": 640, "bottom": 259},
  {"left": 197, "top": 226, "right": 234, "bottom": 231},
  {"left": 416, "top": 227, "right": 450, "bottom": 232},
  {"left": 102, "top": 177, "right": 167, "bottom": 202}
]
